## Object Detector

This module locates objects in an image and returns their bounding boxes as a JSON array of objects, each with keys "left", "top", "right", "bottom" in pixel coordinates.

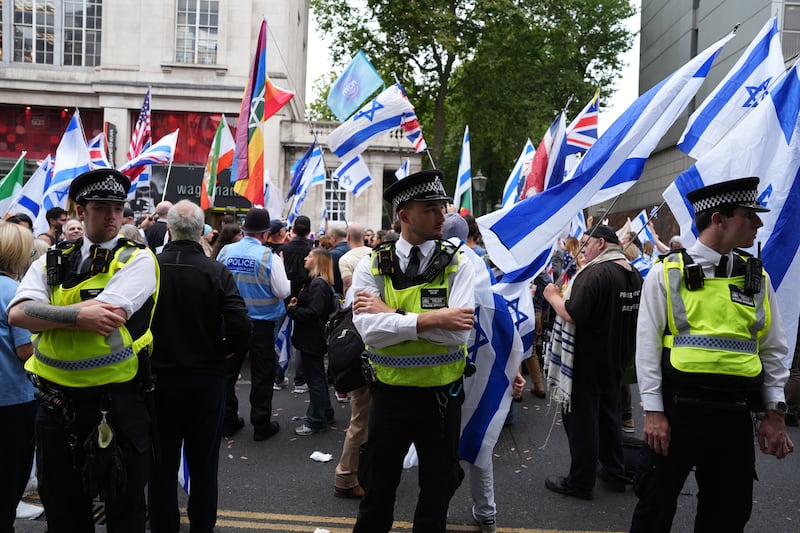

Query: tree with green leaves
[{"left": 311, "top": 0, "right": 636, "bottom": 205}]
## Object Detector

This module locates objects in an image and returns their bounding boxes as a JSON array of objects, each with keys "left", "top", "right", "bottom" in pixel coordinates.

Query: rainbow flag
[{"left": 232, "top": 19, "right": 294, "bottom": 205}]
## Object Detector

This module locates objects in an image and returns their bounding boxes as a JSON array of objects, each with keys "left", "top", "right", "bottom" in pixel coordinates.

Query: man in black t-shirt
[{"left": 542, "top": 225, "right": 642, "bottom": 500}]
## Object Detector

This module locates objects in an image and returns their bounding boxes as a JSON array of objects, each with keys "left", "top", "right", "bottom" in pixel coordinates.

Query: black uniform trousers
[
  {"left": 35, "top": 380, "right": 150, "bottom": 533},
  {"left": 354, "top": 379, "right": 465, "bottom": 533},
  {"left": 0, "top": 399, "right": 37, "bottom": 533},
  {"left": 630, "top": 399, "right": 755, "bottom": 533},
  {"left": 224, "top": 320, "right": 276, "bottom": 433},
  {"left": 562, "top": 382, "right": 626, "bottom": 493},
  {"left": 148, "top": 373, "right": 225, "bottom": 533}
]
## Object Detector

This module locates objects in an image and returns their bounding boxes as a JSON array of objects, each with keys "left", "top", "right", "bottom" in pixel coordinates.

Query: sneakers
[
  {"left": 273, "top": 377, "right": 289, "bottom": 391},
  {"left": 622, "top": 418, "right": 635, "bottom": 433},
  {"left": 293, "top": 383, "right": 309, "bottom": 394},
  {"left": 335, "top": 392, "right": 350, "bottom": 403},
  {"left": 471, "top": 507, "right": 497, "bottom": 533},
  {"left": 295, "top": 423, "right": 326, "bottom": 436}
]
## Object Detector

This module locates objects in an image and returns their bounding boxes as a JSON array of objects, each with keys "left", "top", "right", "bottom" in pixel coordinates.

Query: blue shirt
[{"left": 1, "top": 275, "right": 34, "bottom": 406}]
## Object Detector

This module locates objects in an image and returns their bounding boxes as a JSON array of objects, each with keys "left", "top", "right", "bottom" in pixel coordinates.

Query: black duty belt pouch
[{"left": 82, "top": 410, "right": 126, "bottom": 502}]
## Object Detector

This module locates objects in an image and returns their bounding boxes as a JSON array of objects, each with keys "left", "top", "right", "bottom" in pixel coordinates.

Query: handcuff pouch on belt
[{"left": 82, "top": 394, "right": 127, "bottom": 502}]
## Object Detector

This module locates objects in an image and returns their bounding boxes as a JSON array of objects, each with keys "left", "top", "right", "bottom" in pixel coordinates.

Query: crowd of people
[{"left": 0, "top": 167, "right": 795, "bottom": 533}]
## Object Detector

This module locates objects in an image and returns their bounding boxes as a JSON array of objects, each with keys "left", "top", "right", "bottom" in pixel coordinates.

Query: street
[{"left": 16, "top": 360, "right": 800, "bottom": 532}]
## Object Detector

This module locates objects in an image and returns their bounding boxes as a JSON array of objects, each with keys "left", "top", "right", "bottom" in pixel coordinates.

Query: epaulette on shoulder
[
  {"left": 56, "top": 237, "right": 82, "bottom": 254},
  {"left": 657, "top": 247, "right": 685, "bottom": 262},
  {"left": 373, "top": 241, "right": 395, "bottom": 254}
]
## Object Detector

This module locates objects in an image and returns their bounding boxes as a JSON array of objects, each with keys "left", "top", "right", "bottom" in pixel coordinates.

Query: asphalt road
[{"left": 15, "top": 362, "right": 800, "bottom": 532}]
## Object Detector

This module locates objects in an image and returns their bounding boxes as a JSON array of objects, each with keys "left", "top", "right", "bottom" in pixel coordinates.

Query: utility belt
[
  {"left": 31, "top": 374, "right": 134, "bottom": 502},
  {"left": 668, "top": 385, "right": 757, "bottom": 414},
  {"left": 32, "top": 375, "right": 140, "bottom": 410}
]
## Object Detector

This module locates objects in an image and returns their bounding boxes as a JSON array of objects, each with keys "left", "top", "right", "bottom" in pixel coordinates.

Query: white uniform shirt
[
  {"left": 351, "top": 238, "right": 474, "bottom": 349},
  {"left": 635, "top": 240, "right": 789, "bottom": 412},
  {"left": 10, "top": 236, "right": 157, "bottom": 320}
]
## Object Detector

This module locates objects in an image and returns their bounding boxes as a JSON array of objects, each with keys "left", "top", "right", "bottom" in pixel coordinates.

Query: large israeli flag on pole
[
  {"left": 459, "top": 248, "right": 524, "bottom": 467},
  {"left": 677, "top": 17, "right": 784, "bottom": 160},
  {"left": 479, "top": 33, "right": 733, "bottom": 273},
  {"left": 664, "top": 64, "right": 800, "bottom": 362},
  {"left": 45, "top": 110, "right": 91, "bottom": 213}
]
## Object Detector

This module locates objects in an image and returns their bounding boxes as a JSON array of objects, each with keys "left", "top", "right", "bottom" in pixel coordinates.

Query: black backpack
[{"left": 325, "top": 305, "right": 366, "bottom": 393}]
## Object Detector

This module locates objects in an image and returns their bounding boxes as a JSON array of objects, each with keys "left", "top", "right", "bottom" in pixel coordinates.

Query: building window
[
  {"left": 13, "top": 0, "right": 55, "bottom": 64},
  {"left": 63, "top": 0, "right": 101, "bottom": 66},
  {"left": 175, "top": 0, "right": 218, "bottom": 65},
  {"left": 5, "top": 0, "right": 101, "bottom": 66},
  {"left": 325, "top": 172, "right": 347, "bottom": 223},
  {"left": 784, "top": 2, "right": 800, "bottom": 59}
]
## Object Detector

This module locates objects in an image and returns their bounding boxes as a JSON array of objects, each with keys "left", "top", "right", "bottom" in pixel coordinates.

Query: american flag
[
  {"left": 127, "top": 87, "right": 151, "bottom": 162},
  {"left": 87, "top": 133, "right": 111, "bottom": 169}
]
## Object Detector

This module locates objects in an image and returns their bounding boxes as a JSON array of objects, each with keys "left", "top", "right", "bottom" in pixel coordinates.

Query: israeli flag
[
  {"left": 459, "top": 248, "right": 524, "bottom": 467},
  {"left": 453, "top": 125, "right": 472, "bottom": 212},
  {"left": 7, "top": 156, "right": 52, "bottom": 229},
  {"left": 275, "top": 315, "right": 294, "bottom": 374},
  {"left": 502, "top": 139, "right": 534, "bottom": 208},
  {"left": 43, "top": 111, "right": 91, "bottom": 222},
  {"left": 479, "top": 33, "right": 733, "bottom": 273},
  {"left": 327, "top": 84, "right": 415, "bottom": 163},
  {"left": 664, "top": 64, "right": 800, "bottom": 362},
  {"left": 287, "top": 146, "right": 326, "bottom": 224},
  {"left": 395, "top": 158, "right": 410, "bottom": 180},
  {"left": 678, "top": 17, "right": 784, "bottom": 160},
  {"left": 334, "top": 155, "right": 373, "bottom": 196},
  {"left": 630, "top": 209, "right": 655, "bottom": 244}
]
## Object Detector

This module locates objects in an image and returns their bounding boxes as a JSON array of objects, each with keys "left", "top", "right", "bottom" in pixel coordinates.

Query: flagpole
[
  {"left": 623, "top": 201, "right": 666, "bottom": 255},
  {"left": 161, "top": 159, "right": 175, "bottom": 203}
]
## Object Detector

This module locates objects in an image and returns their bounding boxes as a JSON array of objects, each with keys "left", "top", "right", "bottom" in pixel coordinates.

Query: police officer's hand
[
  {"left": 417, "top": 307, "right": 474, "bottom": 332},
  {"left": 758, "top": 411, "right": 795, "bottom": 459},
  {"left": 644, "top": 411, "right": 671, "bottom": 456},
  {"left": 76, "top": 302, "right": 126, "bottom": 337},
  {"left": 354, "top": 291, "right": 393, "bottom": 314}
]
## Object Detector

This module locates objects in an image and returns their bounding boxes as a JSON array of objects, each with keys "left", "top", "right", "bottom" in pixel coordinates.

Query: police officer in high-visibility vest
[
  {"left": 350, "top": 169, "right": 475, "bottom": 533},
  {"left": 9, "top": 169, "right": 159, "bottom": 533},
  {"left": 630, "top": 177, "right": 794, "bottom": 533}
]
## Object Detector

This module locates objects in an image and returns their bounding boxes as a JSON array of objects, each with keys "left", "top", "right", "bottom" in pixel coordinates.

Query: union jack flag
[
  {"left": 565, "top": 89, "right": 600, "bottom": 154},
  {"left": 87, "top": 133, "right": 111, "bottom": 169},
  {"left": 117, "top": 130, "right": 178, "bottom": 178},
  {"left": 397, "top": 84, "right": 427, "bottom": 153},
  {"left": 127, "top": 87, "right": 151, "bottom": 162}
]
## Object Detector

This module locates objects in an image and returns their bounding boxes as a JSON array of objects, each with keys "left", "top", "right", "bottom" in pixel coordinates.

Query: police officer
[
  {"left": 350, "top": 169, "right": 475, "bottom": 533},
  {"left": 217, "top": 207, "right": 290, "bottom": 440},
  {"left": 630, "top": 177, "right": 794, "bottom": 532},
  {"left": 8, "top": 169, "right": 159, "bottom": 532}
]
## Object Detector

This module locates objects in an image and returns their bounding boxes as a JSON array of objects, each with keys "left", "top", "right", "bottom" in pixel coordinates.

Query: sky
[{"left": 305, "top": 3, "right": 641, "bottom": 135}]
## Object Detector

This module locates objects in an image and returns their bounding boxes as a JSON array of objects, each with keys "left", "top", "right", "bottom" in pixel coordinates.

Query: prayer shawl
[{"left": 545, "top": 247, "right": 628, "bottom": 412}]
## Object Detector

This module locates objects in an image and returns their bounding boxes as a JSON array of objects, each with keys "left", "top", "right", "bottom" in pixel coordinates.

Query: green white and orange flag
[
  {"left": 232, "top": 19, "right": 294, "bottom": 206},
  {"left": 0, "top": 151, "right": 26, "bottom": 218},
  {"left": 201, "top": 116, "right": 235, "bottom": 209}
]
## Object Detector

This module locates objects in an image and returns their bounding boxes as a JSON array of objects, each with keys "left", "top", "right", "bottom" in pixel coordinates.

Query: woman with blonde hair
[
  {"left": 0, "top": 222, "right": 36, "bottom": 531},
  {"left": 287, "top": 247, "right": 336, "bottom": 435}
]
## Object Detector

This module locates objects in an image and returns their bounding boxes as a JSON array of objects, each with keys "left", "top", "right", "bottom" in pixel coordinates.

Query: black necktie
[
  {"left": 715, "top": 254, "right": 728, "bottom": 278},
  {"left": 406, "top": 246, "right": 421, "bottom": 278},
  {"left": 79, "top": 245, "right": 100, "bottom": 274}
]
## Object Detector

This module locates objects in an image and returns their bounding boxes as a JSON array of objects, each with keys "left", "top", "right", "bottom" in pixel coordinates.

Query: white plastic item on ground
[
  {"left": 309, "top": 451, "right": 333, "bottom": 462},
  {"left": 16, "top": 501, "right": 44, "bottom": 520},
  {"left": 312, "top": 529, "right": 331, "bottom": 533}
]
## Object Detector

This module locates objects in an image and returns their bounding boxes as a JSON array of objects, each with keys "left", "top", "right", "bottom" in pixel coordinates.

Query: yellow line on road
[{"left": 192, "top": 509, "right": 626, "bottom": 532}]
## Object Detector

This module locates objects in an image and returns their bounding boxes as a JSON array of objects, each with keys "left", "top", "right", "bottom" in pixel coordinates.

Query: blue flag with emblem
[
  {"left": 327, "top": 50, "right": 384, "bottom": 122},
  {"left": 664, "top": 63, "right": 800, "bottom": 363}
]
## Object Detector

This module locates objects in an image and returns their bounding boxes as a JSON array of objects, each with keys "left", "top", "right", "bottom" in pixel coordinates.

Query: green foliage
[
  {"left": 310, "top": 0, "right": 636, "bottom": 205},
  {"left": 306, "top": 71, "right": 338, "bottom": 122}
]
